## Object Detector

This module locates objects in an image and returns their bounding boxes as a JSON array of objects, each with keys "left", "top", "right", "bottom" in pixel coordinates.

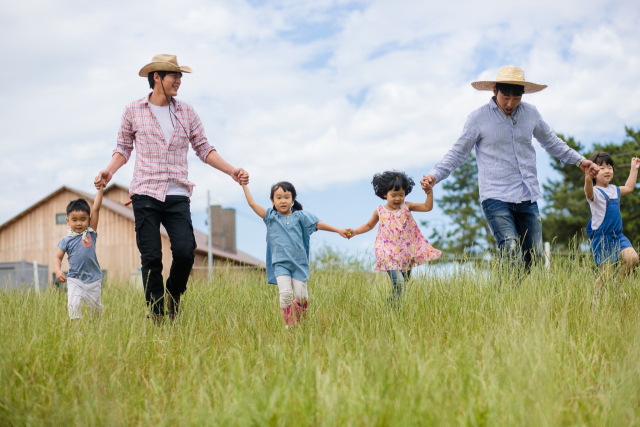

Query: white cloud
[{"left": 1, "top": 0, "right": 639, "bottom": 232}]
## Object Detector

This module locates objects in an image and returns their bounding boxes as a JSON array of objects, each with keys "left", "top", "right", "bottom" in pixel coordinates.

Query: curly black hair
[{"left": 371, "top": 171, "right": 415, "bottom": 200}]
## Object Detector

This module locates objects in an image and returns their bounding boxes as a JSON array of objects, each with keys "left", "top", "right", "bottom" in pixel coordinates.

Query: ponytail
[{"left": 292, "top": 200, "right": 303, "bottom": 212}]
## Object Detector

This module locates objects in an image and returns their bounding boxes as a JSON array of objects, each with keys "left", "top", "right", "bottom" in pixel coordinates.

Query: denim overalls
[{"left": 586, "top": 186, "right": 632, "bottom": 266}]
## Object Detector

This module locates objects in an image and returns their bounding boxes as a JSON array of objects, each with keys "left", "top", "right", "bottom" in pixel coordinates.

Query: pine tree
[{"left": 422, "top": 153, "right": 495, "bottom": 254}]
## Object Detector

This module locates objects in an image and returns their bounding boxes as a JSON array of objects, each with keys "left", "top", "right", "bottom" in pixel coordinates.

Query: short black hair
[
  {"left": 147, "top": 71, "right": 169, "bottom": 89},
  {"left": 495, "top": 82, "right": 525, "bottom": 97},
  {"left": 372, "top": 171, "right": 415, "bottom": 200},
  {"left": 590, "top": 151, "right": 614, "bottom": 185},
  {"left": 66, "top": 198, "right": 91, "bottom": 216}
]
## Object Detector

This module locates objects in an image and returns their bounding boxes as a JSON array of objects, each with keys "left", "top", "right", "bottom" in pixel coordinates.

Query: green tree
[
  {"left": 422, "top": 153, "right": 495, "bottom": 254},
  {"left": 543, "top": 127, "right": 640, "bottom": 247}
]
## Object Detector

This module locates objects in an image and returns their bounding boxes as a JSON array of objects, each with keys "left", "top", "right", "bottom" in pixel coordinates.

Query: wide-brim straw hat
[
  {"left": 139, "top": 54, "right": 193, "bottom": 77},
  {"left": 471, "top": 65, "right": 546, "bottom": 94}
]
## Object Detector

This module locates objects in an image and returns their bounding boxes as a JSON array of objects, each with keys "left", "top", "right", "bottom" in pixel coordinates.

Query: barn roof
[{"left": 0, "top": 186, "right": 264, "bottom": 267}]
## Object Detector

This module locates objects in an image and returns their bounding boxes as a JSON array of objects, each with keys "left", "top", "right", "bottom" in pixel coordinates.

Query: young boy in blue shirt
[{"left": 54, "top": 180, "right": 105, "bottom": 320}]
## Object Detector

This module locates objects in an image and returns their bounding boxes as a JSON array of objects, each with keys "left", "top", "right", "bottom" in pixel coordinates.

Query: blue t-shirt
[
  {"left": 57, "top": 232, "right": 102, "bottom": 283},
  {"left": 264, "top": 208, "right": 319, "bottom": 284}
]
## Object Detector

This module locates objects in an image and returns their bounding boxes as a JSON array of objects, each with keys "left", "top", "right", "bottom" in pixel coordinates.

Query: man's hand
[
  {"left": 95, "top": 170, "right": 113, "bottom": 189},
  {"left": 579, "top": 160, "right": 599, "bottom": 179},
  {"left": 631, "top": 157, "right": 640, "bottom": 171},
  {"left": 55, "top": 270, "right": 67, "bottom": 283},
  {"left": 232, "top": 168, "right": 249, "bottom": 185},
  {"left": 421, "top": 175, "right": 437, "bottom": 193}
]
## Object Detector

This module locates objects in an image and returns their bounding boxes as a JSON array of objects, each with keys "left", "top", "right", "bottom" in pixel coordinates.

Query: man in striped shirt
[
  {"left": 95, "top": 54, "right": 249, "bottom": 321},
  {"left": 422, "top": 66, "right": 598, "bottom": 271}
]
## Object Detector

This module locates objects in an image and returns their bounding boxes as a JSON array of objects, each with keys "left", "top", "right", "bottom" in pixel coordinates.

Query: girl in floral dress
[{"left": 348, "top": 171, "right": 441, "bottom": 304}]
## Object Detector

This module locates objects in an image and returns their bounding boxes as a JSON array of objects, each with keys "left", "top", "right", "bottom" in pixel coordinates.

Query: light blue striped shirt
[{"left": 429, "top": 97, "right": 582, "bottom": 203}]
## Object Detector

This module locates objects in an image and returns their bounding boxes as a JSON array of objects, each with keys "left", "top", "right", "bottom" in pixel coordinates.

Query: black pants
[{"left": 132, "top": 195, "right": 196, "bottom": 314}]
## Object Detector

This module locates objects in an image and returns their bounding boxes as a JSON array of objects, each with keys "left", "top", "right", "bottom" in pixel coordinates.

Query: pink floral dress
[{"left": 374, "top": 203, "right": 441, "bottom": 271}]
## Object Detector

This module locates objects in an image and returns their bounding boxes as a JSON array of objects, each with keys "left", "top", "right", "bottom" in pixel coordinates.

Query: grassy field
[{"left": 1, "top": 260, "right": 639, "bottom": 426}]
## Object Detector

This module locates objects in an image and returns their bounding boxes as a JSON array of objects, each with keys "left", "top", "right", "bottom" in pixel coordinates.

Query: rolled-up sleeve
[
  {"left": 113, "top": 107, "right": 134, "bottom": 162},
  {"left": 532, "top": 107, "right": 582, "bottom": 165},
  {"left": 188, "top": 109, "right": 216, "bottom": 163},
  {"left": 428, "top": 115, "right": 480, "bottom": 182}
]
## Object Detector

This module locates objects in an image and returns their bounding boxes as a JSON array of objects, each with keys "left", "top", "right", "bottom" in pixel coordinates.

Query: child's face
[
  {"left": 66, "top": 210, "right": 90, "bottom": 233},
  {"left": 384, "top": 188, "right": 406, "bottom": 209},
  {"left": 271, "top": 187, "right": 294, "bottom": 215},
  {"left": 595, "top": 163, "right": 614, "bottom": 185}
]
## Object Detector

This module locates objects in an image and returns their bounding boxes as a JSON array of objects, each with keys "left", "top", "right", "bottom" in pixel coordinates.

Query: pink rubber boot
[
  {"left": 293, "top": 300, "right": 308, "bottom": 322},
  {"left": 281, "top": 304, "right": 296, "bottom": 326}
]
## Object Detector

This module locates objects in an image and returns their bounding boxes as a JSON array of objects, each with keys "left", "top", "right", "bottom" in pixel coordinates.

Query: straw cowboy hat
[
  {"left": 138, "top": 54, "right": 193, "bottom": 77},
  {"left": 471, "top": 65, "right": 546, "bottom": 94}
]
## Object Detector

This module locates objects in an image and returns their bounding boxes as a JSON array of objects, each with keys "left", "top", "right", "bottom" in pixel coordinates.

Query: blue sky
[{"left": 1, "top": 0, "right": 639, "bottom": 263}]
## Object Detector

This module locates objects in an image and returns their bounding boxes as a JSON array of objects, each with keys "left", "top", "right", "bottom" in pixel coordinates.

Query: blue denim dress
[
  {"left": 264, "top": 208, "right": 319, "bottom": 284},
  {"left": 586, "top": 187, "right": 632, "bottom": 266}
]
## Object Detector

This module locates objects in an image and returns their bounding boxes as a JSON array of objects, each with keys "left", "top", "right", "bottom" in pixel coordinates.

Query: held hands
[
  {"left": 94, "top": 176, "right": 106, "bottom": 190},
  {"left": 233, "top": 169, "right": 250, "bottom": 185},
  {"left": 345, "top": 228, "right": 357, "bottom": 239},
  {"left": 55, "top": 270, "right": 67, "bottom": 283},
  {"left": 579, "top": 160, "right": 599, "bottom": 179},
  {"left": 421, "top": 175, "right": 436, "bottom": 193},
  {"left": 337, "top": 229, "right": 351, "bottom": 239},
  {"left": 95, "top": 170, "right": 113, "bottom": 190},
  {"left": 631, "top": 157, "right": 640, "bottom": 171}
]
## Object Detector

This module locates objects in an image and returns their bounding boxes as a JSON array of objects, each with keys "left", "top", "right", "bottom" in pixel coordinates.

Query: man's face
[
  {"left": 155, "top": 72, "right": 182, "bottom": 97},
  {"left": 493, "top": 87, "right": 522, "bottom": 116}
]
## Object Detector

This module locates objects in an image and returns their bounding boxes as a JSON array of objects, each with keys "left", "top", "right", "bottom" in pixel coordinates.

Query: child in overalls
[{"left": 585, "top": 152, "right": 639, "bottom": 295}]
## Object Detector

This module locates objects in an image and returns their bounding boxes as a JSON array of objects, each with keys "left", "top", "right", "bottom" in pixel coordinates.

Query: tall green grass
[{"left": 1, "top": 261, "right": 639, "bottom": 426}]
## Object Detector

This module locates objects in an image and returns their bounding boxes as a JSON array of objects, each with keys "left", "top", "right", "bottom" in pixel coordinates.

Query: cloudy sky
[{"left": 1, "top": 0, "right": 639, "bottom": 262}]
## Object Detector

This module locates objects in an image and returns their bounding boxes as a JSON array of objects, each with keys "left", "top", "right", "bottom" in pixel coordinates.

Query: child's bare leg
[
  {"left": 616, "top": 248, "right": 638, "bottom": 283},
  {"left": 595, "top": 264, "right": 614, "bottom": 294}
]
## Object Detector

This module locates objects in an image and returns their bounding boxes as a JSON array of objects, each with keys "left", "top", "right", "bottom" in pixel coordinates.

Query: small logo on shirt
[{"left": 82, "top": 234, "right": 93, "bottom": 248}]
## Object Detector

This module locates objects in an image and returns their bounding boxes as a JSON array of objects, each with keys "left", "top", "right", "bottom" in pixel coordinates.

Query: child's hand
[
  {"left": 632, "top": 158, "right": 640, "bottom": 171},
  {"left": 55, "top": 270, "right": 67, "bottom": 283},
  {"left": 94, "top": 176, "right": 106, "bottom": 189},
  {"left": 337, "top": 229, "right": 350, "bottom": 239},
  {"left": 238, "top": 171, "right": 250, "bottom": 186},
  {"left": 345, "top": 228, "right": 356, "bottom": 239}
]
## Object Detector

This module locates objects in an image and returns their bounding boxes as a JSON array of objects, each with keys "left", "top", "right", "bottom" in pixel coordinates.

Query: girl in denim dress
[{"left": 242, "top": 180, "right": 349, "bottom": 326}]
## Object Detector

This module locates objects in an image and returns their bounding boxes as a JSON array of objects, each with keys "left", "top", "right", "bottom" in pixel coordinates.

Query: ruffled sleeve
[
  {"left": 297, "top": 211, "right": 320, "bottom": 236},
  {"left": 263, "top": 207, "right": 276, "bottom": 226}
]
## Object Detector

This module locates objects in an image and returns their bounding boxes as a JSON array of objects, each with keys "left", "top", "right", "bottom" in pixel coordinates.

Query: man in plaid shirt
[{"left": 95, "top": 54, "right": 249, "bottom": 322}]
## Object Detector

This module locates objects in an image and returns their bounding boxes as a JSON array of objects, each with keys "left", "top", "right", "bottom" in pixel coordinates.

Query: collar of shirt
[{"left": 140, "top": 93, "right": 184, "bottom": 112}]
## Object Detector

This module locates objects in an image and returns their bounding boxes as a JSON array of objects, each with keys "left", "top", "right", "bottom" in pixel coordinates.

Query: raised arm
[
  {"left": 241, "top": 184, "right": 267, "bottom": 219},
  {"left": 348, "top": 209, "right": 380, "bottom": 238},
  {"left": 584, "top": 172, "right": 594, "bottom": 202},
  {"left": 620, "top": 157, "right": 640, "bottom": 197},
  {"left": 90, "top": 179, "right": 105, "bottom": 231},
  {"left": 54, "top": 249, "right": 67, "bottom": 283},
  {"left": 316, "top": 222, "right": 349, "bottom": 238},
  {"left": 407, "top": 188, "right": 434, "bottom": 212}
]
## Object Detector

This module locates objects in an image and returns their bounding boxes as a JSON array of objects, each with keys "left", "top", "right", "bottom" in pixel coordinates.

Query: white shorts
[{"left": 67, "top": 277, "right": 103, "bottom": 320}]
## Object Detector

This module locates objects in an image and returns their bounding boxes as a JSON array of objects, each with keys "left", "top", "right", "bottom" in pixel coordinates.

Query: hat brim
[
  {"left": 139, "top": 62, "right": 193, "bottom": 77},
  {"left": 471, "top": 80, "right": 547, "bottom": 94}
]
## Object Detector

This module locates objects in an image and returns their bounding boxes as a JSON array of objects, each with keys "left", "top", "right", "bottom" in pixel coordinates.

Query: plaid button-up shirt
[
  {"left": 113, "top": 94, "right": 215, "bottom": 201},
  {"left": 429, "top": 97, "right": 582, "bottom": 203}
]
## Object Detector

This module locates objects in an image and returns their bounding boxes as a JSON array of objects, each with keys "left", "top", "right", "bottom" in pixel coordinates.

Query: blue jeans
[
  {"left": 386, "top": 270, "right": 411, "bottom": 306},
  {"left": 481, "top": 199, "right": 543, "bottom": 271}
]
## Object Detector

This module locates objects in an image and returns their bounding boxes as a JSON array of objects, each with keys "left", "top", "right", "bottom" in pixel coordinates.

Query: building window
[{"left": 55, "top": 213, "right": 66, "bottom": 225}]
